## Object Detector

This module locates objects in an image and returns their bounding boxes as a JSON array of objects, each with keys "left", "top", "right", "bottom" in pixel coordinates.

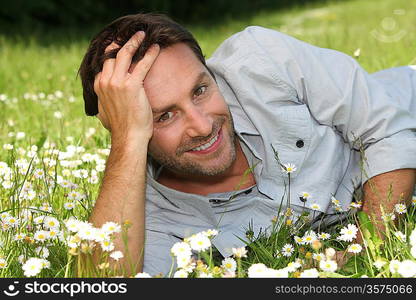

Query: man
[{"left": 79, "top": 13, "right": 416, "bottom": 276}]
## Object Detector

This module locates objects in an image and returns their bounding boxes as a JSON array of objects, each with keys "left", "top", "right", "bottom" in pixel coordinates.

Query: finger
[
  {"left": 112, "top": 31, "right": 145, "bottom": 79},
  {"left": 93, "top": 72, "right": 102, "bottom": 95},
  {"left": 129, "top": 43, "right": 160, "bottom": 82},
  {"left": 101, "top": 42, "right": 119, "bottom": 81},
  {"left": 105, "top": 42, "right": 120, "bottom": 55},
  {"left": 97, "top": 101, "right": 111, "bottom": 131}
]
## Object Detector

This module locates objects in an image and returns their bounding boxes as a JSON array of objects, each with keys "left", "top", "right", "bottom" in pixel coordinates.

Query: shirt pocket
[{"left": 266, "top": 103, "right": 312, "bottom": 180}]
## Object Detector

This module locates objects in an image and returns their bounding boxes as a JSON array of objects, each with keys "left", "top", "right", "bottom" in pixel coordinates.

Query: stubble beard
[{"left": 149, "top": 113, "right": 237, "bottom": 177}]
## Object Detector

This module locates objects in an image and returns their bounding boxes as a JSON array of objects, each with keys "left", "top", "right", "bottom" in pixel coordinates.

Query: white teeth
[{"left": 191, "top": 134, "right": 219, "bottom": 151}]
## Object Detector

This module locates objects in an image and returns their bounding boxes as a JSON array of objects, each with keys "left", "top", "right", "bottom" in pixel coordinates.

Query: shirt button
[
  {"left": 244, "top": 188, "right": 253, "bottom": 195},
  {"left": 296, "top": 139, "right": 304, "bottom": 148},
  {"left": 209, "top": 199, "right": 221, "bottom": 204}
]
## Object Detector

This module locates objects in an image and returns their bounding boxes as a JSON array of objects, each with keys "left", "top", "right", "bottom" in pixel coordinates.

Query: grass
[{"left": 0, "top": 0, "right": 415, "bottom": 278}]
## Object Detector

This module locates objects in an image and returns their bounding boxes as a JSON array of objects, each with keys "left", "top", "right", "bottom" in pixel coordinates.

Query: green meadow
[{"left": 0, "top": 0, "right": 415, "bottom": 278}]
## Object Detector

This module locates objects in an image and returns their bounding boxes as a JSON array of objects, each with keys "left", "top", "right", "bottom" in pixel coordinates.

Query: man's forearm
[
  {"left": 361, "top": 168, "right": 416, "bottom": 230},
  {"left": 89, "top": 136, "right": 149, "bottom": 274}
]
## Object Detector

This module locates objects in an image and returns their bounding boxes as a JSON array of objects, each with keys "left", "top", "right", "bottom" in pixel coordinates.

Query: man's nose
[{"left": 185, "top": 107, "right": 213, "bottom": 138}]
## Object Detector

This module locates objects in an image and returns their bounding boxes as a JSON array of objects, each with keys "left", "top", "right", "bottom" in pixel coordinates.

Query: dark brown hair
[{"left": 79, "top": 13, "right": 209, "bottom": 116}]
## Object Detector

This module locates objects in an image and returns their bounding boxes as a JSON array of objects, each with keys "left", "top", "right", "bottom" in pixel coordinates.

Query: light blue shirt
[{"left": 142, "top": 26, "right": 416, "bottom": 276}]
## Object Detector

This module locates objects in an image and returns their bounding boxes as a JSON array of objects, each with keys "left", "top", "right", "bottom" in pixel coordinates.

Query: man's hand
[
  {"left": 89, "top": 31, "right": 160, "bottom": 276},
  {"left": 94, "top": 31, "right": 160, "bottom": 143},
  {"left": 361, "top": 169, "right": 416, "bottom": 236}
]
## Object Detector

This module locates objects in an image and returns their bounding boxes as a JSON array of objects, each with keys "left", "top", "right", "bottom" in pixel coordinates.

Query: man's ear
[{"left": 97, "top": 100, "right": 111, "bottom": 132}]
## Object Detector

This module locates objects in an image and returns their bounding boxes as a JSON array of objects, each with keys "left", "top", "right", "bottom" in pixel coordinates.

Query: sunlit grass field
[{"left": 0, "top": 0, "right": 415, "bottom": 278}]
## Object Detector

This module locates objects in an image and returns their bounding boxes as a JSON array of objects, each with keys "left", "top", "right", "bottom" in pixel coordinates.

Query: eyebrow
[{"left": 151, "top": 71, "right": 211, "bottom": 114}]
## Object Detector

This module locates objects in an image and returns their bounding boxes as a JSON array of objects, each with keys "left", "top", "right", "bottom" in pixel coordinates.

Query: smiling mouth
[
  {"left": 186, "top": 128, "right": 223, "bottom": 155},
  {"left": 190, "top": 132, "right": 220, "bottom": 151}
]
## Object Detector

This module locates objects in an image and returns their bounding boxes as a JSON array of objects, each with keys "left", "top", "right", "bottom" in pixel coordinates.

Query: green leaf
[{"left": 36, "top": 132, "right": 48, "bottom": 150}]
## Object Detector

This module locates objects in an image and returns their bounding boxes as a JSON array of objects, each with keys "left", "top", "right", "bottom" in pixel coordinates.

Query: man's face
[{"left": 143, "top": 43, "right": 236, "bottom": 177}]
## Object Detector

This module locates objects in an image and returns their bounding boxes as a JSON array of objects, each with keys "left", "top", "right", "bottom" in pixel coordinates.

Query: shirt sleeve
[{"left": 240, "top": 26, "right": 416, "bottom": 183}]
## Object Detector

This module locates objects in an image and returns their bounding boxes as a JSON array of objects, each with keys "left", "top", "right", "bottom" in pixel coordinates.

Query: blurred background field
[
  {"left": 0, "top": 0, "right": 415, "bottom": 145},
  {"left": 0, "top": 0, "right": 415, "bottom": 278}
]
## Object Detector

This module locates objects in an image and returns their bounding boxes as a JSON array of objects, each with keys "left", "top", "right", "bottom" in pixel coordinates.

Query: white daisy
[
  {"left": 14, "top": 233, "right": 26, "bottom": 241},
  {"left": 93, "top": 228, "right": 110, "bottom": 243},
  {"left": 411, "top": 246, "right": 416, "bottom": 259},
  {"left": 0, "top": 258, "right": 7, "bottom": 269},
  {"left": 264, "top": 268, "right": 289, "bottom": 278},
  {"left": 176, "top": 255, "right": 193, "bottom": 269},
  {"left": 34, "top": 230, "right": 49, "bottom": 242},
  {"left": 64, "top": 202, "right": 75, "bottom": 210},
  {"left": 67, "top": 235, "right": 81, "bottom": 248},
  {"left": 110, "top": 251, "right": 124, "bottom": 261},
  {"left": 299, "top": 268, "right": 319, "bottom": 278},
  {"left": 319, "top": 260, "right": 338, "bottom": 272},
  {"left": 170, "top": 242, "right": 192, "bottom": 258},
  {"left": 337, "top": 224, "right": 358, "bottom": 242},
  {"left": 173, "top": 269, "right": 189, "bottom": 278},
  {"left": 318, "top": 232, "right": 331, "bottom": 240},
  {"left": 294, "top": 236, "right": 305, "bottom": 245},
  {"left": 2, "top": 180, "right": 13, "bottom": 189},
  {"left": 373, "top": 259, "right": 387, "bottom": 270},
  {"left": 299, "top": 192, "right": 312, "bottom": 202},
  {"left": 22, "top": 257, "right": 44, "bottom": 277},
  {"left": 77, "top": 223, "right": 97, "bottom": 241},
  {"left": 188, "top": 233, "right": 211, "bottom": 252},
  {"left": 410, "top": 228, "right": 416, "bottom": 247},
  {"left": 197, "top": 272, "right": 213, "bottom": 278},
  {"left": 135, "top": 272, "right": 152, "bottom": 278},
  {"left": 325, "top": 248, "right": 336, "bottom": 260},
  {"left": 394, "top": 231, "right": 406, "bottom": 242},
  {"left": 247, "top": 263, "right": 268, "bottom": 278},
  {"left": 381, "top": 213, "right": 396, "bottom": 222},
  {"left": 3, "top": 144, "right": 13, "bottom": 150},
  {"left": 59, "top": 180, "right": 73, "bottom": 189},
  {"left": 232, "top": 246, "right": 248, "bottom": 258},
  {"left": 43, "top": 216, "right": 60, "bottom": 230},
  {"left": 331, "top": 196, "right": 340, "bottom": 206},
  {"left": 285, "top": 261, "right": 301, "bottom": 272},
  {"left": 313, "top": 253, "right": 325, "bottom": 262},
  {"left": 347, "top": 243, "right": 362, "bottom": 254},
  {"left": 281, "top": 163, "right": 297, "bottom": 174},
  {"left": 47, "top": 229, "right": 60, "bottom": 240},
  {"left": 101, "top": 222, "right": 121, "bottom": 235},
  {"left": 4, "top": 216, "right": 19, "bottom": 227},
  {"left": 303, "top": 231, "right": 318, "bottom": 244},
  {"left": 203, "top": 229, "right": 218, "bottom": 237},
  {"left": 349, "top": 201, "right": 361, "bottom": 209},
  {"left": 394, "top": 203, "right": 407, "bottom": 214},
  {"left": 39, "top": 203, "right": 52, "bottom": 213},
  {"left": 67, "top": 191, "right": 81, "bottom": 201},
  {"left": 281, "top": 244, "right": 294, "bottom": 257},
  {"left": 389, "top": 260, "right": 401, "bottom": 274},
  {"left": 221, "top": 258, "right": 237, "bottom": 272},
  {"left": 100, "top": 239, "right": 115, "bottom": 252},
  {"left": 309, "top": 203, "right": 321, "bottom": 211},
  {"left": 33, "top": 169, "right": 45, "bottom": 179},
  {"left": 397, "top": 260, "right": 416, "bottom": 278},
  {"left": 65, "top": 218, "right": 82, "bottom": 233}
]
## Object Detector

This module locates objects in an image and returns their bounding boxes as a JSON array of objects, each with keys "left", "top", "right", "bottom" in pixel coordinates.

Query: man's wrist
[{"left": 110, "top": 131, "right": 151, "bottom": 150}]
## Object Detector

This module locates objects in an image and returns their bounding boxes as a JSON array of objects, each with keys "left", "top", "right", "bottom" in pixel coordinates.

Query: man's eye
[
  {"left": 194, "top": 85, "right": 207, "bottom": 97},
  {"left": 158, "top": 112, "right": 174, "bottom": 122}
]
